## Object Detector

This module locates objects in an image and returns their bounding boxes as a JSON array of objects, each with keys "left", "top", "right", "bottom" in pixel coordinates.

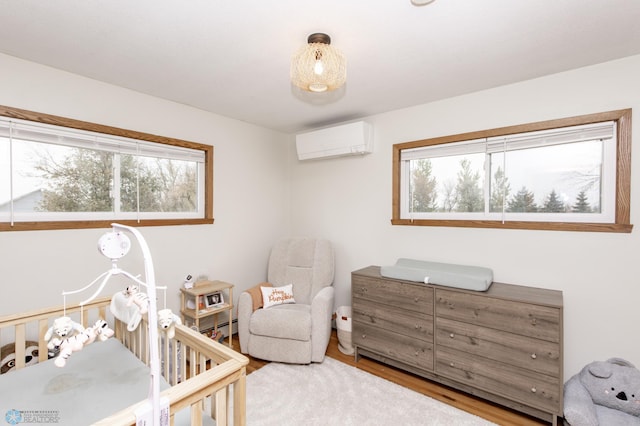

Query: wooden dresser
[{"left": 352, "top": 266, "right": 563, "bottom": 425}]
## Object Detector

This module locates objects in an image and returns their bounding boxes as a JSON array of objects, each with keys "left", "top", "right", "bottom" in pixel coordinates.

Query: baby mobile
[{"left": 44, "top": 223, "right": 178, "bottom": 425}]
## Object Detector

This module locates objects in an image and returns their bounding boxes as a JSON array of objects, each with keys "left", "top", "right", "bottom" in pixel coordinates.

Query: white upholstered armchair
[{"left": 237, "top": 238, "right": 335, "bottom": 364}]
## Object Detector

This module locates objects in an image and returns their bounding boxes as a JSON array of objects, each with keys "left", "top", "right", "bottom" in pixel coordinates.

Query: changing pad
[{"left": 380, "top": 258, "right": 493, "bottom": 291}]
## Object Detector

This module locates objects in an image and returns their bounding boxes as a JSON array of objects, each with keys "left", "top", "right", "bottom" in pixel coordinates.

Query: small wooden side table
[{"left": 180, "top": 280, "right": 234, "bottom": 348}]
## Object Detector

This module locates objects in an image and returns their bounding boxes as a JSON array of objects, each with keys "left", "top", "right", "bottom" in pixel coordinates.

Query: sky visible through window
[
  {"left": 425, "top": 139, "right": 602, "bottom": 212},
  {"left": 0, "top": 137, "right": 55, "bottom": 204}
]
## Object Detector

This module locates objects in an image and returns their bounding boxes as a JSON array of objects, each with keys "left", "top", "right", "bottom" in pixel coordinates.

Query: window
[
  {"left": 392, "top": 109, "right": 632, "bottom": 232},
  {"left": 0, "top": 106, "right": 213, "bottom": 231}
]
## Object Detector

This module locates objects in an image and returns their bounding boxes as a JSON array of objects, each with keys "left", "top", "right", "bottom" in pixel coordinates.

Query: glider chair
[{"left": 238, "top": 238, "right": 335, "bottom": 364}]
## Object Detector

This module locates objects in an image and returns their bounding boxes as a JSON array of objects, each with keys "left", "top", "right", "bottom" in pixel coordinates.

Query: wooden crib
[{"left": 0, "top": 296, "right": 248, "bottom": 426}]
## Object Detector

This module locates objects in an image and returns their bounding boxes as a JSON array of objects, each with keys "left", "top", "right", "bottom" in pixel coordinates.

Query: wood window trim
[
  {"left": 0, "top": 105, "right": 214, "bottom": 232},
  {"left": 391, "top": 109, "right": 633, "bottom": 233}
]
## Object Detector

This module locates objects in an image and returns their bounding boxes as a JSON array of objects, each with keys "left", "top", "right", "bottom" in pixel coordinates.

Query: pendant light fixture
[{"left": 291, "top": 33, "right": 346, "bottom": 93}]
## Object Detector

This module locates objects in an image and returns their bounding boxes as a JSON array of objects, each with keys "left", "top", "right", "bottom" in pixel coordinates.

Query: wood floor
[{"left": 231, "top": 331, "right": 550, "bottom": 426}]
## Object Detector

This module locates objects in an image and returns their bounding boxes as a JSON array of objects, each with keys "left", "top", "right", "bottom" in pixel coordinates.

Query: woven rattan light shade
[{"left": 291, "top": 33, "right": 346, "bottom": 93}]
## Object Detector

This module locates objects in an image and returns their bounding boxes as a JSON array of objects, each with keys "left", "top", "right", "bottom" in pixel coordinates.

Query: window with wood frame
[
  {"left": 0, "top": 105, "right": 213, "bottom": 231},
  {"left": 392, "top": 109, "right": 632, "bottom": 232}
]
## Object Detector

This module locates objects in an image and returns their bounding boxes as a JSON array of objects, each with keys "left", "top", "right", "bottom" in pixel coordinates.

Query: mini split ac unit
[{"left": 295, "top": 121, "right": 373, "bottom": 161}]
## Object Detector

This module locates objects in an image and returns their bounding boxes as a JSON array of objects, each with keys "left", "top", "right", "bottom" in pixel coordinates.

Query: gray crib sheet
[{"left": 0, "top": 338, "right": 209, "bottom": 425}]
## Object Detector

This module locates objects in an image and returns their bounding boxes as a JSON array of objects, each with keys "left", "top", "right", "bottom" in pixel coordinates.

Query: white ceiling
[{"left": 1, "top": 1, "right": 640, "bottom": 134}]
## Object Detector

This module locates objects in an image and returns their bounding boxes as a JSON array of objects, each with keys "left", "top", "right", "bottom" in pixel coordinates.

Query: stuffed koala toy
[
  {"left": 157, "top": 309, "right": 181, "bottom": 339},
  {"left": 564, "top": 358, "right": 640, "bottom": 425}
]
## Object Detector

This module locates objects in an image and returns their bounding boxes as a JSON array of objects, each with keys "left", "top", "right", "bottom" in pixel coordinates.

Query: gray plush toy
[{"left": 564, "top": 358, "right": 640, "bottom": 425}]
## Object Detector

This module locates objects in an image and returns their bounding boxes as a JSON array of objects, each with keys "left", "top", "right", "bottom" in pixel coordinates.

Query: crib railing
[{"left": 0, "top": 297, "right": 248, "bottom": 426}]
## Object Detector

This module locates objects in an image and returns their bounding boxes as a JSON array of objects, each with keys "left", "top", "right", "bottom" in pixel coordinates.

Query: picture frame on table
[{"left": 204, "top": 291, "right": 224, "bottom": 308}]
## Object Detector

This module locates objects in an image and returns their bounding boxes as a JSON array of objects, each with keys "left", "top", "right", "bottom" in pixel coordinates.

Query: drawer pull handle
[
  {"left": 450, "top": 362, "right": 455, "bottom": 367},
  {"left": 531, "top": 387, "right": 537, "bottom": 393},
  {"left": 531, "top": 353, "right": 537, "bottom": 359},
  {"left": 362, "top": 334, "right": 366, "bottom": 339},
  {"left": 414, "top": 297, "right": 419, "bottom": 303},
  {"left": 415, "top": 324, "right": 420, "bottom": 329},
  {"left": 449, "top": 333, "right": 455, "bottom": 339}
]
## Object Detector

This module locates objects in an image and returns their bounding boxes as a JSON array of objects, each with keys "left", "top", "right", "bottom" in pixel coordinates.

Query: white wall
[
  {"left": 289, "top": 54, "right": 640, "bottom": 378},
  {"left": 3, "top": 50, "right": 639, "bottom": 379},
  {"left": 0, "top": 53, "right": 291, "bottom": 321}
]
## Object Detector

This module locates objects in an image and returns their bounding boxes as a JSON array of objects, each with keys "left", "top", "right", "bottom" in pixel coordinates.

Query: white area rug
[{"left": 246, "top": 357, "right": 497, "bottom": 426}]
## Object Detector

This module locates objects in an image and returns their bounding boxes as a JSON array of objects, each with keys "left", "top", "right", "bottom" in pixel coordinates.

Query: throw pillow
[
  {"left": 261, "top": 284, "right": 295, "bottom": 309},
  {"left": 247, "top": 282, "right": 272, "bottom": 311}
]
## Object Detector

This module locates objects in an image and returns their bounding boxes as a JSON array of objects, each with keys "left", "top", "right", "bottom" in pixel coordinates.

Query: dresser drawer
[
  {"left": 436, "top": 346, "right": 560, "bottom": 413},
  {"left": 435, "top": 289, "right": 560, "bottom": 342},
  {"left": 353, "top": 321, "right": 433, "bottom": 371},
  {"left": 353, "top": 274, "right": 433, "bottom": 315},
  {"left": 436, "top": 317, "right": 560, "bottom": 377},
  {"left": 353, "top": 298, "right": 433, "bottom": 342}
]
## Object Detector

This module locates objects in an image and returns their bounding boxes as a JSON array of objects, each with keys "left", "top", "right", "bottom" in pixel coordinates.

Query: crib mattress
[{"left": 0, "top": 338, "right": 168, "bottom": 425}]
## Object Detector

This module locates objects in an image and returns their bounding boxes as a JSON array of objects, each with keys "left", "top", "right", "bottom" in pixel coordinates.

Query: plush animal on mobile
[
  {"left": 157, "top": 309, "right": 182, "bottom": 339},
  {"left": 0, "top": 341, "right": 40, "bottom": 374},
  {"left": 92, "top": 319, "right": 115, "bottom": 342},
  {"left": 44, "top": 317, "right": 85, "bottom": 352},
  {"left": 124, "top": 284, "right": 150, "bottom": 315},
  {"left": 46, "top": 318, "right": 115, "bottom": 367}
]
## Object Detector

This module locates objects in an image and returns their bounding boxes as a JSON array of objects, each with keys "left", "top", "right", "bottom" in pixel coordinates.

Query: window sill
[
  {"left": 0, "top": 218, "right": 214, "bottom": 232},
  {"left": 390, "top": 218, "right": 633, "bottom": 233}
]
